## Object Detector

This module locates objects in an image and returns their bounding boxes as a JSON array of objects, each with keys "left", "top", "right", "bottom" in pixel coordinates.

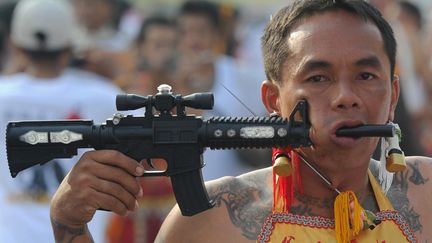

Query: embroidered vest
[{"left": 257, "top": 171, "right": 417, "bottom": 243}]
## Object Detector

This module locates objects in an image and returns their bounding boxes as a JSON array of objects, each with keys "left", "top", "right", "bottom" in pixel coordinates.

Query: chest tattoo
[
  {"left": 294, "top": 190, "right": 333, "bottom": 210},
  {"left": 292, "top": 189, "right": 378, "bottom": 217},
  {"left": 289, "top": 203, "right": 318, "bottom": 216}
]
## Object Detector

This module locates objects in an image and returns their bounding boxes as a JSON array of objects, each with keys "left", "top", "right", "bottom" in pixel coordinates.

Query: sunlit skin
[{"left": 262, "top": 10, "right": 399, "bottom": 198}]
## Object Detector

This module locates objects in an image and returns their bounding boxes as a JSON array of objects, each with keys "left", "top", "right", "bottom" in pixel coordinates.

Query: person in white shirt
[{"left": 0, "top": 0, "right": 124, "bottom": 242}]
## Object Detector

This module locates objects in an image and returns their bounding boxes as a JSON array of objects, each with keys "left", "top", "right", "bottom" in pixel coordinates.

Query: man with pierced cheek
[{"left": 49, "top": 1, "right": 432, "bottom": 242}]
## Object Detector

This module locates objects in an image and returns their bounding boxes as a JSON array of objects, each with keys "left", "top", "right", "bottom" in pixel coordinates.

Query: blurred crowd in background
[{"left": 1, "top": 0, "right": 432, "bottom": 242}]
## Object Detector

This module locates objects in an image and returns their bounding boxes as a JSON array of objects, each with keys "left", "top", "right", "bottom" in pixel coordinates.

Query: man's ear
[
  {"left": 261, "top": 80, "right": 280, "bottom": 113},
  {"left": 388, "top": 75, "right": 400, "bottom": 121}
]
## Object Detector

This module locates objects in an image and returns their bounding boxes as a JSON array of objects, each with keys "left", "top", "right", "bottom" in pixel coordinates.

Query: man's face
[
  {"left": 178, "top": 14, "right": 217, "bottom": 56},
  {"left": 72, "top": 0, "right": 113, "bottom": 32},
  {"left": 139, "top": 25, "right": 177, "bottom": 69},
  {"left": 264, "top": 10, "right": 399, "bottom": 160}
]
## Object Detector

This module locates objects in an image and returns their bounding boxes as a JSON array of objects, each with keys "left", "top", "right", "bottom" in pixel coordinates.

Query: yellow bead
[
  {"left": 386, "top": 152, "right": 406, "bottom": 172},
  {"left": 273, "top": 156, "right": 292, "bottom": 176}
]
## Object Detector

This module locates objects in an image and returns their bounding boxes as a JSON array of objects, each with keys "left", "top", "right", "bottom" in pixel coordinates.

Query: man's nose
[{"left": 331, "top": 81, "right": 361, "bottom": 110}]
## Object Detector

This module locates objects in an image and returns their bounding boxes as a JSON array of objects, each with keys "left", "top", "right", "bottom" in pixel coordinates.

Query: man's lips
[
  {"left": 329, "top": 120, "right": 365, "bottom": 147},
  {"left": 331, "top": 120, "right": 365, "bottom": 136}
]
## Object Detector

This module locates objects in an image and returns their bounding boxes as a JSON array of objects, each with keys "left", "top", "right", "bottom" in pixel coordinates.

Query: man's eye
[
  {"left": 359, "top": 73, "right": 376, "bottom": 80},
  {"left": 307, "top": 75, "right": 326, "bottom": 83}
]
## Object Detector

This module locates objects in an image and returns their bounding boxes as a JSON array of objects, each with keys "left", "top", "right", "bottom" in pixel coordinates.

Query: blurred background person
[
  {"left": 69, "top": 0, "right": 142, "bottom": 81},
  {"left": 174, "top": 0, "right": 223, "bottom": 94},
  {"left": 0, "top": 0, "right": 124, "bottom": 242},
  {"left": 71, "top": 0, "right": 133, "bottom": 51},
  {"left": 116, "top": 15, "right": 178, "bottom": 95},
  {"left": 133, "top": 16, "right": 177, "bottom": 89},
  {"left": 173, "top": 0, "right": 269, "bottom": 181}
]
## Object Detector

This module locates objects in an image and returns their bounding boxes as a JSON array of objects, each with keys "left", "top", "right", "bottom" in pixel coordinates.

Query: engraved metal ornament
[
  {"left": 50, "top": 130, "right": 83, "bottom": 144},
  {"left": 20, "top": 131, "right": 49, "bottom": 145},
  {"left": 240, "top": 126, "right": 275, "bottom": 139}
]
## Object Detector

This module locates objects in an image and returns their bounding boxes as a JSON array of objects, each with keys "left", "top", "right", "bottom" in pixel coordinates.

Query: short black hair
[
  {"left": 261, "top": 0, "right": 396, "bottom": 84},
  {"left": 179, "top": 0, "right": 220, "bottom": 29},
  {"left": 136, "top": 16, "right": 176, "bottom": 44}
]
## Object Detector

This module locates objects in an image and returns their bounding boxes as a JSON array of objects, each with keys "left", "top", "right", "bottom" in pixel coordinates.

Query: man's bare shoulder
[
  {"left": 214, "top": 166, "right": 273, "bottom": 193},
  {"left": 207, "top": 166, "right": 274, "bottom": 232},
  {"left": 403, "top": 156, "right": 432, "bottom": 200},
  {"left": 399, "top": 156, "right": 432, "bottom": 192},
  {"left": 405, "top": 155, "right": 432, "bottom": 177},
  {"left": 155, "top": 167, "right": 273, "bottom": 243},
  {"left": 388, "top": 156, "right": 432, "bottom": 241}
]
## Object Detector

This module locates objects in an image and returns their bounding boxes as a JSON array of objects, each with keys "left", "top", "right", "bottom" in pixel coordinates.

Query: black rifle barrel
[{"left": 336, "top": 124, "right": 395, "bottom": 138}]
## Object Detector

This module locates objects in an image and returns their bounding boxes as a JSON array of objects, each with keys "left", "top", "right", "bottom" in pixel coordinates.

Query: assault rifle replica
[{"left": 5, "top": 84, "right": 394, "bottom": 216}]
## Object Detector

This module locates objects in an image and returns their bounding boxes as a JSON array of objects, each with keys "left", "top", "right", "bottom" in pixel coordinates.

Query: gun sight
[{"left": 116, "top": 84, "right": 214, "bottom": 116}]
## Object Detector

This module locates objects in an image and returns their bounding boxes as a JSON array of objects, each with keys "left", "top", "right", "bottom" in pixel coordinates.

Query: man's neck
[
  {"left": 292, "top": 152, "right": 376, "bottom": 217},
  {"left": 299, "top": 152, "right": 370, "bottom": 191},
  {"left": 26, "top": 62, "right": 64, "bottom": 79}
]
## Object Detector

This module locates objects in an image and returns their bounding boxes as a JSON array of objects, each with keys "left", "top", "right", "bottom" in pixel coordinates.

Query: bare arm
[
  {"left": 50, "top": 218, "right": 94, "bottom": 243},
  {"left": 50, "top": 150, "right": 144, "bottom": 243}
]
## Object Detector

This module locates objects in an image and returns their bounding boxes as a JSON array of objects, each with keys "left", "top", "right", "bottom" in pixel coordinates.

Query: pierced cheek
[
  {"left": 310, "top": 112, "right": 331, "bottom": 129},
  {"left": 306, "top": 122, "right": 331, "bottom": 147},
  {"left": 279, "top": 89, "right": 310, "bottom": 117}
]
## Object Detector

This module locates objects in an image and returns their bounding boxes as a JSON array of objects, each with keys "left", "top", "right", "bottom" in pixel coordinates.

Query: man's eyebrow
[
  {"left": 355, "top": 56, "right": 382, "bottom": 69},
  {"left": 298, "top": 60, "right": 332, "bottom": 74},
  {"left": 296, "top": 56, "right": 383, "bottom": 75}
]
